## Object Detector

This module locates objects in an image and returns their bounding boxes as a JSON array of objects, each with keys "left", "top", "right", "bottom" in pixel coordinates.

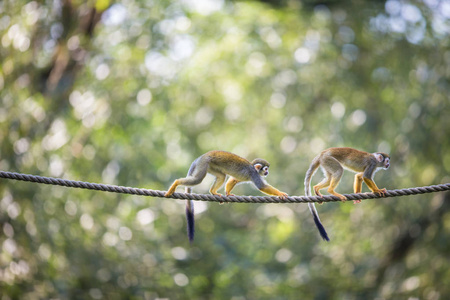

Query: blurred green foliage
[{"left": 0, "top": 0, "right": 449, "bottom": 299}]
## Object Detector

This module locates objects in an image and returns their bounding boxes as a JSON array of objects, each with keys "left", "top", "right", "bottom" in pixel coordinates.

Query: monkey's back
[
  {"left": 203, "top": 150, "right": 249, "bottom": 164},
  {"left": 204, "top": 150, "right": 253, "bottom": 180},
  {"left": 321, "top": 147, "right": 373, "bottom": 173}
]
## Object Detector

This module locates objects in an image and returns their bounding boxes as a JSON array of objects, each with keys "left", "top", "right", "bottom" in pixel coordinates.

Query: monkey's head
[
  {"left": 251, "top": 159, "right": 270, "bottom": 177},
  {"left": 374, "top": 153, "right": 390, "bottom": 170}
]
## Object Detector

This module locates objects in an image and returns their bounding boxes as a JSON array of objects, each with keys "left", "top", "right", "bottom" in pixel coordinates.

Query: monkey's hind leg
[
  {"left": 313, "top": 176, "right": 331, "bottom": 198},
  {"left": 327, "top": 175, "right": 346, "bottom": 201},
  {"left": 208, "top": 170, "right": 226, "bottom": 196},
  {"left": 313, "top": 168, "right": 331, "bottom": 204},
  {"left": 165, "top": 165, "right": 208, "bottom": 197},
  {"left": 320, "top": 157, "right": 346, "bottom": 201},
  {"left": 353, "top": 173, "right": 364, "bottom": 204},
  {"left": 165, "top": 179, "right": 181, "bottom": 197}
]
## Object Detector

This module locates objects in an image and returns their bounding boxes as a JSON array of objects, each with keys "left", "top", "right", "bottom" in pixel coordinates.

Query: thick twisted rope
[{"left": 0, "top": 171, "right": 449, "bottom": 203}]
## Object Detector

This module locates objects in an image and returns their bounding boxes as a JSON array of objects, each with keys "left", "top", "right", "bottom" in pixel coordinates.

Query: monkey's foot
[
  {"left": 333, "top": 193, "right": 347, "bottom": 201},
  {"left": 212, "top": 193, "right": 225, "bottom": 204},
  {"left": 164, "top": 191, "right": 174, "bottom": 197},
  {"left": 327, "top": 189, "right": 347, "bottom": 201},
  {"left": 353, "top": 200, "right": 362, "bottom": 204},
  {"left": 314, "top": 192, "right": 324, "bottom": 204},
  {"left": 374, "top": 188, "right": 387, "bottom": 197}
]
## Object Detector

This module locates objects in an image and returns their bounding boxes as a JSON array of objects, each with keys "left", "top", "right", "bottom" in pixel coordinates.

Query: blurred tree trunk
[{"left": 37, "top": 1, "right": 103, "bottom": 99}]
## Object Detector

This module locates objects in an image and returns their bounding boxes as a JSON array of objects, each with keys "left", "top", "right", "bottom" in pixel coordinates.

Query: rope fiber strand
[{"left": 0, "top": 171, "right": 449, "bottom": 204}]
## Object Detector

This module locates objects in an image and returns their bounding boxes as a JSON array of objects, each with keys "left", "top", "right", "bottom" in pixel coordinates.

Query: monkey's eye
[{"left": 263, "top": 166, "right": 269, "bottom": 172}]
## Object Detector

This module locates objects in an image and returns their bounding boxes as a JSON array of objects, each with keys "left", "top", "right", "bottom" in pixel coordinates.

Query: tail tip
[
  {"left": 188, "top": 232, "right": 194, "bottom": 243},
  {"left": 313, "top": 214, "right": 330, "bottom": 242}
]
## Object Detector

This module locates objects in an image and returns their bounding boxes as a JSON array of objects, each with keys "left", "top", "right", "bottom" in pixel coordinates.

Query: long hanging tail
[
  {"left": 185, "top": 195, "right": 195, "bottom": 243},
  {"left": 305, "top": 157, "right": 330, "bottom": 241},
  {"left": 308, "top": 203, "right": 329, "bottom": 241},
  {"left": 185, "top": 160, "right": 197, "bottom": 243}
]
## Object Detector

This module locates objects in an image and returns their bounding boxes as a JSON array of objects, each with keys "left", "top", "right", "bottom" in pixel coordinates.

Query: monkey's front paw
[
  {"left": 353, "top": 200, "right": 362, "bottom": 204},
  {"left": 278, "top": 192, "right": 288, "bottom": 199},
  {"left": 164, "top": 191, "right": 173, "bottom": 197}
]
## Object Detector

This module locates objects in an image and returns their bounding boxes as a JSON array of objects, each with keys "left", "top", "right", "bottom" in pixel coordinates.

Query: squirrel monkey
[
  {"left": 165, "top": 150, "right": 288, "bottom": 242},
  {"left": 304, "top": 147, "right": 390, "bottom": 241}
]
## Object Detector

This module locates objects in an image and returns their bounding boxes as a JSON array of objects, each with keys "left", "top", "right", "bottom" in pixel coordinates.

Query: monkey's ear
[
  {"left": 373, "top": 153, "right": 384, "bottom": 162},
  {"left": 254, "top": 164, "right": 263, "bottom": 171}
]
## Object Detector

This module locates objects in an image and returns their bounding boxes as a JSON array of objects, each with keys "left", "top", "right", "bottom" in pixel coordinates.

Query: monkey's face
[
  {"left": 255, "top": 164, "right": 269, "bottom": 177},
  {"left": 383, "top": 157, "right": 390, "bottom": 169},
  {"left": 375, "top": 153, "right": 390, "bottom": 170}
]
